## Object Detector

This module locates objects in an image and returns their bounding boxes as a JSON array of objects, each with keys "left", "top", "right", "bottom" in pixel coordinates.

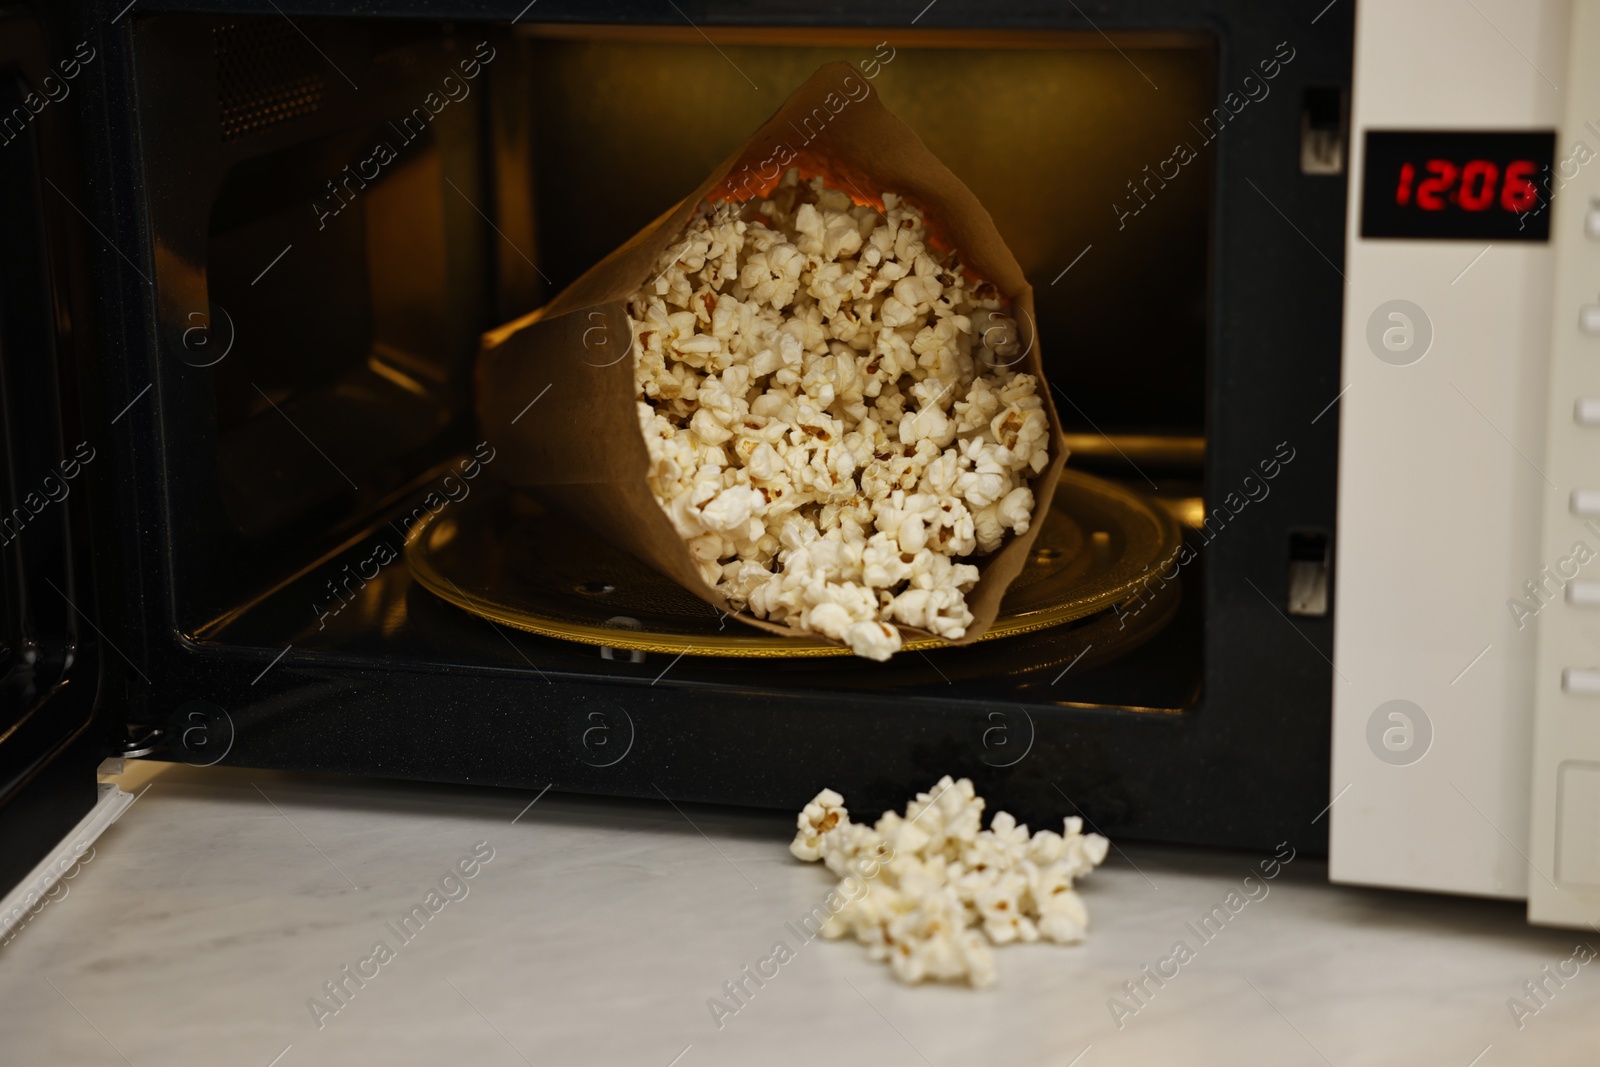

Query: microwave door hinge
[{"left": 118, "top": 723, "right": 166, "bottom": 759}]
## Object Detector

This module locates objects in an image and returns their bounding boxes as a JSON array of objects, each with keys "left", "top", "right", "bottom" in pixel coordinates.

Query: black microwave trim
[{"left": 0, "top": 4, "right": 129, "bottom": 898}]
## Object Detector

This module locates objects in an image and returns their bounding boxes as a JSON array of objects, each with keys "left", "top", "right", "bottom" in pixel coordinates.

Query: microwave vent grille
[{"left": 213, "top": 19, "right": 325, "bottom": 143}]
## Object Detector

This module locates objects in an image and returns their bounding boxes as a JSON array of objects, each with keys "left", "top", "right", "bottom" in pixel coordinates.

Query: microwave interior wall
[{"left": 123, "top": 8, "right": 1348, "bottom": 850}]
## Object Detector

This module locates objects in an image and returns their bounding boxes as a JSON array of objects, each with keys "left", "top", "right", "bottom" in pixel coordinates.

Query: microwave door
[{"left": 0, "top": 9, "right": 130, "bottom": 915}]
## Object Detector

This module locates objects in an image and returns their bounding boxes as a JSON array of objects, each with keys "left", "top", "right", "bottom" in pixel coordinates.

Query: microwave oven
[{"left": 1, "top": 0, "right": 1594, "bottom": 933}]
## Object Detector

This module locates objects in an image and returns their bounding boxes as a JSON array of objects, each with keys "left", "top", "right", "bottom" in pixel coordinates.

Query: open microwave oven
[{"left": 2, "top": 0, "right": 1596, "bottom": 933}]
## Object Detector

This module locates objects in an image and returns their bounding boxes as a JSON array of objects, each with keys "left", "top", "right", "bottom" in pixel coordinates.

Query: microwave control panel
[
  {"left": 1331, "top": 0, "right": 1567, "bottom": 903},
  {"left": 1529, "top": 0, "right": 1600, "bottom": 929}
]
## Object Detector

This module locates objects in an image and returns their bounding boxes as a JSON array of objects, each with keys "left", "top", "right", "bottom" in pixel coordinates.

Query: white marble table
[{"left": 0, "top": 761, "right": 1594, "bottom": 1066}]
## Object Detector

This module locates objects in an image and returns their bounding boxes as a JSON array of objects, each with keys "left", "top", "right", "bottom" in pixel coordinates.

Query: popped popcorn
[
  {"left": 789, "top": 776, "right": 1110, "bottom": 987},
  {"left": 790, "top": 787, "right": 848, "bottom": 862},
  {"left": 629, "top": 169, "right": 1051, "bottom": 660}
]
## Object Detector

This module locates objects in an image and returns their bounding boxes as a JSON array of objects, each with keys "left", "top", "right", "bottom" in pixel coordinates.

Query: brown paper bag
[{"left": 477, "top": 62, "right": 1067, "bottom": 648}]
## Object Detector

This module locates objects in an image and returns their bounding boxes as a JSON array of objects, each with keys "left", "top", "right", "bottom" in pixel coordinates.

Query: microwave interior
[
  {"left": 168, "top": 20, "right": 1211, "bottom": 695},
  {"left": 126, "top": 10, "right": 1343, "bottom": 847}
]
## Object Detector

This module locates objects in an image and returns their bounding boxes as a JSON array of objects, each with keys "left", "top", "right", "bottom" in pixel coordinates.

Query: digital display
[{"left": 1361, "top": 130, "right": 1557, "bottom": 241}]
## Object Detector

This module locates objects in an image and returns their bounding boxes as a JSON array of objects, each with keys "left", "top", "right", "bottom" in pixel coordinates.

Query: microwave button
[
  {"left": 1571, "top": 489, "right": 1600, "bottom": 517},
  {"left": 1561, "top": 668, "right": 1600, "bottom": 696},
  {"left": 1583, "top": 306, "right": 1600, "bottom": 334},
  {"left": 1578, "top": 398, "right": 1600, "bottom": 425},
  {"left": 1589, "top": 210, "right": 1600, "bottom": 240},
  {"left": 1568, "top": 581, "right": 1600, "bottom": 607}
]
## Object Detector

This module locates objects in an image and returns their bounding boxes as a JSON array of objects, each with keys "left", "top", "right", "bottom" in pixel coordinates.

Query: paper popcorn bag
[{"left": 477, "top": 62, "right": 1067, "bottom": 652}]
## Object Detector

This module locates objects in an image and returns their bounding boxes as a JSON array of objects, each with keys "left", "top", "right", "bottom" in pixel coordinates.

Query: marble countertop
[{"left": 1, "top": 760, "right": 1594, "bottom": 1066}]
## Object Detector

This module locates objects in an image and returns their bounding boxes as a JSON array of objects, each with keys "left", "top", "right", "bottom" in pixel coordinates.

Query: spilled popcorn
[
  {"left": 628, "top": 169, "right": 1052, "bottom": 660},
  {"left": 789, "top": 777, "right": 1109, "bottom": 987}
]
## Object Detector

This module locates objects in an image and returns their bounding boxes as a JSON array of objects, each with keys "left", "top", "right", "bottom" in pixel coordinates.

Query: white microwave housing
[{"left": 1332, "top": 0, "right": 1600, "bottom": 927}]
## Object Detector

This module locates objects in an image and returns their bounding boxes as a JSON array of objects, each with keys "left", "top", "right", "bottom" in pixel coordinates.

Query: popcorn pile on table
[
  {"left": 628, "top": 169, "right": 1052, "bottom": 660},
  {"left": 789, "top": 777, "right": 1109, "bottom": 987}
]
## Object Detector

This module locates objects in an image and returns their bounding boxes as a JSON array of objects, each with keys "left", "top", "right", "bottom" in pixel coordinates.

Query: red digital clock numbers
[
  {"left": 1392, "top": 158, "right": 1541, "bottom": 213},
  {"left": 1363, "top": 131, "right": 1555, "bottom": 241}
]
